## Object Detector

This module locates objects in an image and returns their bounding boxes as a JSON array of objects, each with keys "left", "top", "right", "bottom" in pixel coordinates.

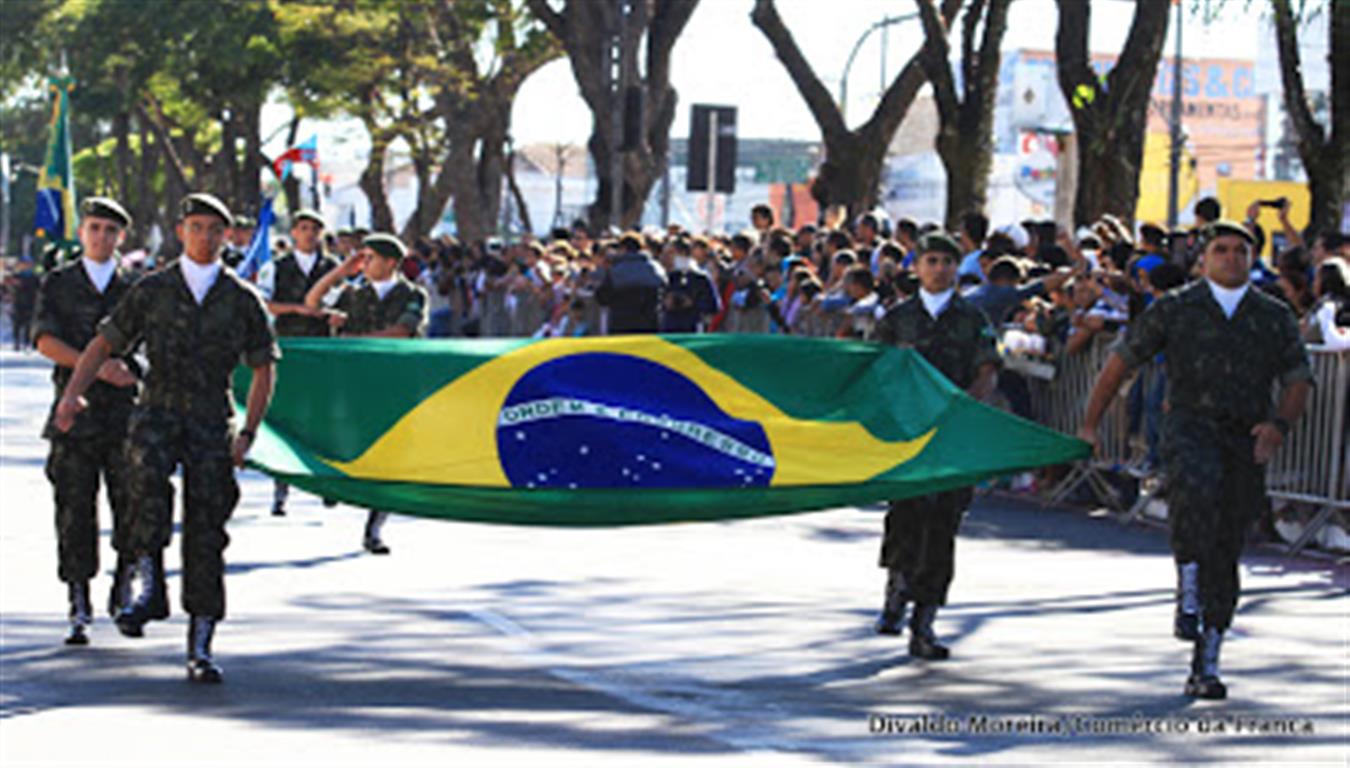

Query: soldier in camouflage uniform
[
  {"left": 872, "top": 231, "right": 1000, "bottom": 660},
  {"left": 222, "top": 214, "right": 255, "bottom": 270},
  {"left": 55, "top": 193, "right": 278, "bottom": 684},
  {"left": 33, "top": 197, "right": 141, "bottom": 645},
  {"left": 258, "top": 209, "right": 340, "bottom": 516},
  {"left": 305, "top": 232, "right": 427, "bottom": 555},
  {"left": 1081, "top": 220, "right": 1312, "bottom": 700}
]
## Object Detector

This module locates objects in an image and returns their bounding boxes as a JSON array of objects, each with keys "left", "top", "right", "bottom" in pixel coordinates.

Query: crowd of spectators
[{"left": 6, "top": 197, "right": 1347, "bottom": 358}]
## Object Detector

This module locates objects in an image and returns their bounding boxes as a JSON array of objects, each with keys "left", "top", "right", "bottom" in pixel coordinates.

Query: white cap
[{"left": 998, "top": 223, "right": 1030, "bottom": 250}]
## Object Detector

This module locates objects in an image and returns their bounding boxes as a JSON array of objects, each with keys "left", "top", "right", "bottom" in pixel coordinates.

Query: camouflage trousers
[
  {"left": 45, "top": 435, "right": 131, "bottom": 583},
  {"left": 879, "top": 488, "right": 972, "bottom": 606},
  {"left": 124, "top": 407, "right": 239, "bottom": 620},
  {"left": 1162, "top": 411, "right": 1266, "bottom": 633}
]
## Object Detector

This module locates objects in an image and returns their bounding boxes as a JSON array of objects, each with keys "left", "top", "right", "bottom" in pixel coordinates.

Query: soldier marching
[
  {"left": 1080, "top": 220, "right": 1312, "bottom": 699},
  {"left": 54, "top": 192, "right": 278, "bottom": 683},
  {"left": 33, "top": 197, "right": 140, "bottom": 645},
  {"left": 872, "top": 231, "right": 1000, "bottom": 661}
]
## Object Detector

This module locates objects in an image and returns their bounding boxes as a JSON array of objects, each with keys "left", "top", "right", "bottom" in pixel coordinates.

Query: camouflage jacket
[
  {"left": 334, "top": 278, "right": 428, "bottom": 337},
  {"left": 875, "top": 292, "right": 1001, "bottom": 390},
  {"left": 99, "top": 258, "right": 279, "bottom": 425},
  {"left": 33, "top": 259, "right": 139, "bottom": 439},
  {"left": 268, "top": 251, "right": 339, "bottom": 337},
  {"left": 1114, "top": 280, "right": 1313, "bottom": 429}
]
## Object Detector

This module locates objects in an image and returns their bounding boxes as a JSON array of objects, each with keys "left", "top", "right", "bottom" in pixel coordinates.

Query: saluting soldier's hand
[
  {"left": 53, "top": 395, "right": 87, "bottom": 433},
  {"left": 231, "top": 433, "right": 252, "bottom": 468},
  {"left": 1251, "top": 422, "right": 1284, "bottom": 465},
  {"left": 96, "top": 358, "right": 137, "bottom": 388},
  {"left": 341, "top": 253, "right": 365, "bottom": 277}
]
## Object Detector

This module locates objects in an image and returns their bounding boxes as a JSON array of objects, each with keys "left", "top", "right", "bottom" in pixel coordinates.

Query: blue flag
[{"left": 236, "top": 196, "right": 274, "bottom": 280}]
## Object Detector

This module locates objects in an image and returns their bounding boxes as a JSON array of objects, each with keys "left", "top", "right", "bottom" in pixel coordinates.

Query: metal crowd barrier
[
  {"left": 1017, "top": 334, "right": 1150, "bottom": 513},
  {"left": 1264, "top": 346, "right": 1349, "bottom": 554}
]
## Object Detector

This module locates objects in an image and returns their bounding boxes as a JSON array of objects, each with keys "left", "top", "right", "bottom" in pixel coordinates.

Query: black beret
[
  {"left": 179, "top": 193, "right": 232, "bottom": 225},
  {"left": 292, "top": 209, "right": 327, "bottom": 229},
  {"left": 80, "top": 196, "right": 132, "bottom": 228},
  {"left": 917, "top": 231, "right": 962, "bottom": 259},
  {"left": 232, "top": 214, "right": 256, "bottom": 229},
  {"left": 1202, "top": 219, "right": 1256, "bottom": 247},
  {"left": 363, "top": 233, "right": 407, "bottom": 260}
]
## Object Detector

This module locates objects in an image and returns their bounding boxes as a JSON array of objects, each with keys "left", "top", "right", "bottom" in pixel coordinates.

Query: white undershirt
[
  {"left": 370, "top": 276, "right": 397, "bottom": 300},
  {"left": 294, "top": 250, "right": 317, "bottom": 276},
  {"left": 1205, "top": 278, "right": 1249, "bottom": 319},
  {"left": 179, "top": 257, "right": 221, "bottom": 305},
  {"left": 919, "top": 287, "right": 955, "bottom": 319},
  {"left": 81, "top": 257, "right": 116, "bottom": 294}
]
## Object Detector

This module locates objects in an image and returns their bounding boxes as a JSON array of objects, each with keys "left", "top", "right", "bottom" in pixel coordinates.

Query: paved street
[{"left": 1, "top": 349, "right": 1345, "bottom": 766}]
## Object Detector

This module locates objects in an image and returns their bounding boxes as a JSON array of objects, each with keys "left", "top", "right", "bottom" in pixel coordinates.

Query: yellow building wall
[{"left": 1136, "top": 132, "right": 1200, "bottom": 226}]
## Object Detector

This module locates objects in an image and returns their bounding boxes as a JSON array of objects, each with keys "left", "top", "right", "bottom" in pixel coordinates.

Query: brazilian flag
[
  {"left": 237, "top": 335, "right": 1088, "bottom": 526},
  {"left": 33, "top": 75, "right": 77, "bottom": 245}
]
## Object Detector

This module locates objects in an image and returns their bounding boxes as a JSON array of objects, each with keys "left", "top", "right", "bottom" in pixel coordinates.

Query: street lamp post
[
  {"left": 839, "top": 13, "right": 919, "bottom": 124},
  {"left": 1166, "top": 0, "right": 1184, "bottom": 228}
]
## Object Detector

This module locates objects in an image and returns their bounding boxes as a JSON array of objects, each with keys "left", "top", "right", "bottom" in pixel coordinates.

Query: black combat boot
[
  {"left": 1173, "top": 561, "right": 1200, "bottom": 641},
  {"left": 186, "top": 616, "right": 223, "bottom": 684},
  {"left": 107, "top": 555, "right": 133, "bottom": 618},
  {"left": 271, "top": 481, "right": 288, "bottom": 517},
  {"left": 875, "top": 570, "right": 909, "bottom": 636},
  {"left": 908, "top": 603, "right": 950, "bottom": 660},
  {"left": 65, "top": 581, "right": 92, "bottom": 646},
  {"left": 115, "top": 553, "right": 165, "bottom": 637},
  {"left": 1184, "top": 627, "right": 1226, "bottom": 700},
  {"left": 147, "top": 550, "right": 169, "bottom": 620},
  {"left": 363, "top": 511, "right": 391, "bottom": 555}
]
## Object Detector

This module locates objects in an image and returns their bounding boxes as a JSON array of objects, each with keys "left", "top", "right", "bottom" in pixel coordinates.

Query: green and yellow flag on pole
[
  {"left": 237, "top": 335, "right": 1088, "bottom": 527},
  {"left": 33, "top": 74, "right": 77, "bottom": 246}
]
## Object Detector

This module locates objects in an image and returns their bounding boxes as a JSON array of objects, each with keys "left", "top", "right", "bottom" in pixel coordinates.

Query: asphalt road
[{"left": 1, "top": 349, "right": 1345, "bottom": 766}]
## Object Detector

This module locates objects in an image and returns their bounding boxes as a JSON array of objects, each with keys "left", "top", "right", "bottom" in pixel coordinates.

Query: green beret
[
  {"left": 1202, "top": 220, "right": 1255, "bottom": 247},
  {"left": 232, "top": 214, "right": 256, "bottom": 229},
  {"left": 917, "top": 231, "right": 962, "bottom": 259},
  {"left": 80, "top": 196, "right": 132, "bottom": 228},
  {"left": 179, "top": 193, "right": 232, "bottom": 225},
  {"left": 292, "top": 209, "right": 327, "bottom": 229},
  {"left": 363, "top": 233, "right": 407, "bottom": 260}
]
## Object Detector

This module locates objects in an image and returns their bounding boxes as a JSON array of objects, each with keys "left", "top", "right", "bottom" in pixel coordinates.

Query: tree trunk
[
  {"left": 527, "top": 0, "right": 699, "bottom": 233},
  {"left": 399, "top": 133, "right": 458, "bottom": 243},
  {"left": 113, "top": 110, "right": 133, "bottom": 206},
  {"left": 916, "top": 0, "right": 1009, "bottom": 229},
  {"left": 1272, "top": 0, "right": 1347, "bottom": 239},
  {"left": 133, "top": 116, "right": 156, "bottom": 249},
  {"left": 240, "top": 106, "right": 263, "bottom": 213},
  {"left": 1056, "top": 0, "right": 1169, "bottom": 227},
  {"left": 358, "top": 126, "right": 395, "bottom": 233},
  {"left": 505, "top": 144, "right": 534, "bottom": 235},
  {"left": 808, "top": 134, "right": 890, "bottom": 220},
  {"left": 753, "top": 0, "right": 961, "bottom": 221}
]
